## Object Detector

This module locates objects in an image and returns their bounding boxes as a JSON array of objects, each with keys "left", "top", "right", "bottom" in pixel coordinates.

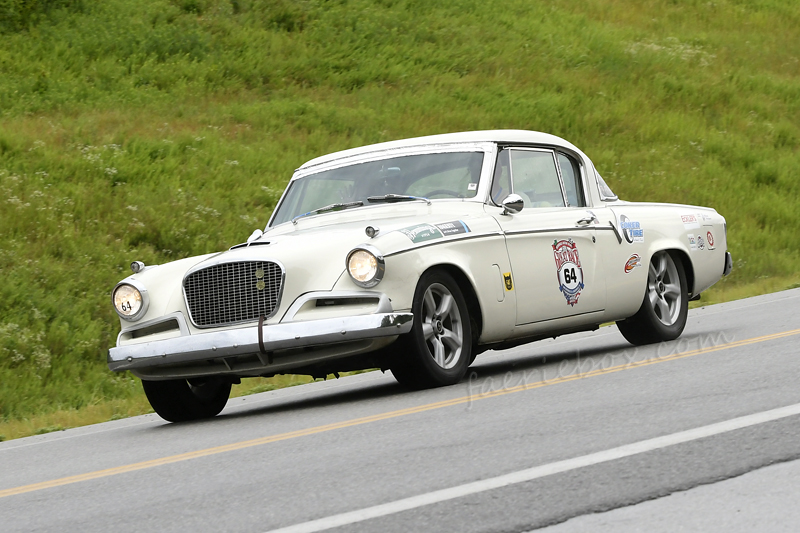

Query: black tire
[
  {"left": 142, "top": 377, "right": 231, "bottom": 422},
  {"left": 390, "top": 270, "right": 472, "bottom": 389},
  {"left": 617, "top": 250, "right": 689, "bottom": 346}
]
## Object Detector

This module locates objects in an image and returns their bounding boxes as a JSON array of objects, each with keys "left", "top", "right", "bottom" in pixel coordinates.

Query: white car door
[{"left": 489, "top": 148, "right": 607, "bottom": 325}]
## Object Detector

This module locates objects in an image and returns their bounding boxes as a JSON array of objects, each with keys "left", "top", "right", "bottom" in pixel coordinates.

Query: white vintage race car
[{"left": 109, "top": 130, "right": 731, "bottom": 422}]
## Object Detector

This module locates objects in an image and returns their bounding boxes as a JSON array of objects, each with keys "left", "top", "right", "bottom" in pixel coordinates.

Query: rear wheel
[
  {"left": 390, "top": 270, "right": 472, "bottom": 389},
  {"left": 617, "top": 250, "right": 688, "bottom": 346},
  {"left": 142, "top": 377, "right": 231, "bottom": 422}
]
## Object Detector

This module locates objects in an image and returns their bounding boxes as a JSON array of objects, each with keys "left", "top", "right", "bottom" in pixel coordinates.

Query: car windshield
[{"left": 270, "top": 151, "right": 484, "bottom": 226}]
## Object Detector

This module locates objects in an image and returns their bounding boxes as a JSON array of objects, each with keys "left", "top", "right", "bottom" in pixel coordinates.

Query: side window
[
  {"left": 509, "top": 150, "right": 565, "bottom": 208},
  {"left": 491, "top": 149, "right": 511, "bottom": 203},
  {"left": 557, "top": 153, "right": 585, "bottom": 207},
  {"left": 595, "top": 167, "right": 618, "bottom": 201}
]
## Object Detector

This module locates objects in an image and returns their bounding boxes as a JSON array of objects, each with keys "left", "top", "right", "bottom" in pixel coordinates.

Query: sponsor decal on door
[
  {"left": 553, "top": 239, "right": 585, "bottom": 306},
  {"left": 619, "top": 214, "right": 644, "bottom": 244}
]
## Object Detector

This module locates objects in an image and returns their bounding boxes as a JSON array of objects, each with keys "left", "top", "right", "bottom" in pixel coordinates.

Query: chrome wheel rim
[
  {"left": 647, "top": 252, "right": 682, "bottom": 326},
  {"left": 420, "top": 282, "right": 464, "bottom": 369}
]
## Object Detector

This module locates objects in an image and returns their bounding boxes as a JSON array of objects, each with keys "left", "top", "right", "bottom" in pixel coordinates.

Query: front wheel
[
  {"left": 390, "top": 270, "right": 472, "bottom": 389},
  {"left": 617, "top": 250, "right": 689, "bottom": 346},
  {"left": 142, "top": 377, "right": 231, "bottom": 422}
]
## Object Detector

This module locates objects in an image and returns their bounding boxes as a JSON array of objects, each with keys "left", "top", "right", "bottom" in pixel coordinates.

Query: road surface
[{"left": 1, "top": 289, "right": 799, "bottom": 532}]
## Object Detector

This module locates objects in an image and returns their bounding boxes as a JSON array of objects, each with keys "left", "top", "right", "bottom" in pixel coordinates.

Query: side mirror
[{"left": 501, "top": 194, "right": 524, "bottom": 215}]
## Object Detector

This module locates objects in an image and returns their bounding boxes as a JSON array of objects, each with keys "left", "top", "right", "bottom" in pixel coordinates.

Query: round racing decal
[
  {"left": 552, "top": 239, "right": 585, "bottom": 306},
  {"left": 624, "top": 254, "right": 641, "bottom": 274}
]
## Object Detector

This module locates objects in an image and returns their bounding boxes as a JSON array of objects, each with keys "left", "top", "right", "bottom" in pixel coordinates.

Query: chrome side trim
[
  {"left": 383, "top": 232, "right": 503, "bottom": 257},
  {"left": 500, "top": 224, "right": 618, "bottom": 238},
  {"left": 503, "top": 226, "right": 601, "bottom": 236},
  {"left": 605, "top": 220, "right": 624, "bottom": 244},
  {"left": 515, "top": 309, "right": 605, "bottom": 327},
  {"left": 108, "top": 312, "right": 413, "bottom": 372}
]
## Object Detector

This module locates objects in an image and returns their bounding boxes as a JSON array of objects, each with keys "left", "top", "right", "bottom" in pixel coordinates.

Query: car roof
[{"left": 297, "top": 129, "right": 580, "bottom": 171}]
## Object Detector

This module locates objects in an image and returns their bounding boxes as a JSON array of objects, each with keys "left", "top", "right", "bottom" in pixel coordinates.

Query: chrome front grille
[{"left": 183, "top": 261, "right": 283, "bottom": 328}]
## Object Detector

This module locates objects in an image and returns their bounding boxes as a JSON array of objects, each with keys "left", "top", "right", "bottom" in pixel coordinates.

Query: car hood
[{"left": 256, "top": 201, "right": 491, "bottom": 257}]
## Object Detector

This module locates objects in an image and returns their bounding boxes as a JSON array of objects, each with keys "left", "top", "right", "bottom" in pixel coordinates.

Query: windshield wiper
[
  {"left": 291, "top": 201, "right": 364, "bottom": 225},
  {"left": 367, "top": 194, "right": 431, "bottom": 206}
]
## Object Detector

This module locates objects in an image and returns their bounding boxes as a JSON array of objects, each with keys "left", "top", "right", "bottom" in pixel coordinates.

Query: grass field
[{"left": 1, "top": 0, "right": 799, "bottom": 440}]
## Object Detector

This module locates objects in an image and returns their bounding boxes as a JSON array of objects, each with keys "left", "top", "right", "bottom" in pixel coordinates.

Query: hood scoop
[
  {"left": 229, "top": 241, "right": 272, "bottom": 250},
  {"left": 230, "top": 228, "right": 272, "bottom": 250}
]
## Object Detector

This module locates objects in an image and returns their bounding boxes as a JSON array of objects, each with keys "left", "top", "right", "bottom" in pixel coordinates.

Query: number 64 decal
[{"left": 553, "top": 239, "right": 585, "bottom": 306}]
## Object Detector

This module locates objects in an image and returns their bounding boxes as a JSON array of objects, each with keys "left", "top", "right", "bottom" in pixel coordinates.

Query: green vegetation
[{"left": 1, "top": 0, "right": 799, "bottom": 439}]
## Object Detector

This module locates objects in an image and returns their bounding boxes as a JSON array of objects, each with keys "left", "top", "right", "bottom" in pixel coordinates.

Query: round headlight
[
  {"left": 346, "top": 246, "right": 385, "bottom": 288},
  {"left": 112, "top": 282, "right": 148, "bottom": 320}
]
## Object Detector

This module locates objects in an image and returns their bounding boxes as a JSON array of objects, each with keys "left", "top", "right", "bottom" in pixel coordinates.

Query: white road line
[
  {"left": 0, "top": 373, "right": 392, "bottom": 451},
  {"left": 689, "top": 289, "right": 800, "bottom": 317},
  {"left": 0, "top": 416, "right": 163, "bottom": 452},
  {"left": 266, "top": 402, "right": 800, "bottom": 533}
]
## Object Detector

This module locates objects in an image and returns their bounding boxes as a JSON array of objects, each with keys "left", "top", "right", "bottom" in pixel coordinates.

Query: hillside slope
[{"left": 1, "top": 0, "right": 799, "bottom": 433}]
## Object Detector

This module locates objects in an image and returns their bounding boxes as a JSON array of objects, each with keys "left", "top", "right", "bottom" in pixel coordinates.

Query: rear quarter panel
[{"left": 607, "top": 203, "right": 727, "bottom": 320}]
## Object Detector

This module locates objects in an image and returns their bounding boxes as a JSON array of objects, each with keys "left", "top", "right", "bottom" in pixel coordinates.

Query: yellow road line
[{"left": 2, "top": 328, "right": 799, "bottom": 500}]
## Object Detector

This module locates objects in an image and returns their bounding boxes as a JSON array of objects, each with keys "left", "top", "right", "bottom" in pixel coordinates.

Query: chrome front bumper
[{"left": 108, "top": 312, "right": 413, "bottom": 374}]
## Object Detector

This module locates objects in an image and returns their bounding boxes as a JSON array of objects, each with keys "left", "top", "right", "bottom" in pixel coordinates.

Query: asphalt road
[{"left": 1, "top": 289, "right": 799, "bottom": 532}]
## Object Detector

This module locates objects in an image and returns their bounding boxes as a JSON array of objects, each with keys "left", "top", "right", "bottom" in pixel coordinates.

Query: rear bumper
[
  {"left": 108, "top": 312, "right": 413, "bottom": 375},
  {"left": 723, "top": 251, "right": 733, "bottom": 277}
]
